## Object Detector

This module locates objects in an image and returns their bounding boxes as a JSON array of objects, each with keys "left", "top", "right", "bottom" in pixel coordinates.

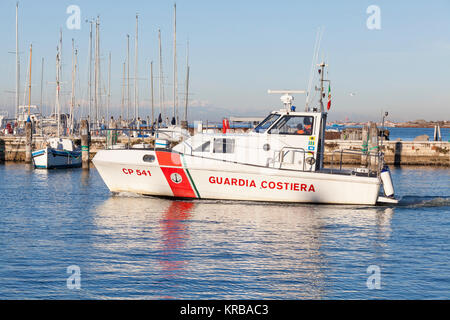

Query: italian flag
[{"left": 327, "top": 85, "right": 332, "bottom": 110}]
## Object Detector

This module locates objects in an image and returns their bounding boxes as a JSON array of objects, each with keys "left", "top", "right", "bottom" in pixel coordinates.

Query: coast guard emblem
[{"left": 170, "top": 173, "right": 183, "bottom": 184}]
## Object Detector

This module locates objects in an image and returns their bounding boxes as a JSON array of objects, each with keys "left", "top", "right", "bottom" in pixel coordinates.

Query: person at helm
[
  {"left": 296, "top": 123, "right": 305, "bottom": 135},
  {"left": 303, "top": 117, "right": 312, "bottom": 135}
]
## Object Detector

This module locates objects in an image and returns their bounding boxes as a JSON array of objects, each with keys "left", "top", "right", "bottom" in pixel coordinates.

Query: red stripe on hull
[
  {"left": 160, "top": 167, "right": 197, "bottom": 198},
  {"left": 156, "top": 151, "right": 197, "bottom": 198}
]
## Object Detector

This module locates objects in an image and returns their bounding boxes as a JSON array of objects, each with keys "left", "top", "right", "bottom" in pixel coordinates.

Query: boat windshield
[
  {"left": 269, "top": 116, "right": 314, "bottom": 135},
  {"left": 253, "top": 114, "right": 280, "bottom": 133}
]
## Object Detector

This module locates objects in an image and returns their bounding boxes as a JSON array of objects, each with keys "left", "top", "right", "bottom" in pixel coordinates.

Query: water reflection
[
  {"left": 92, "top": 195, "right": 395, "bottom": 299},
  {"left": 160, "top": 201, "right": 194, "bottom": 274}
]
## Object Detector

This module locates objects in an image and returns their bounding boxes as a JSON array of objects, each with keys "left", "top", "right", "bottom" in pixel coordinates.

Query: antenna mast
[
  {"left": 306, "top": 27, "right": 323, "bottom": 112},
  {"left": 317, "top": 62, "right": 329, "bottom": 112}
]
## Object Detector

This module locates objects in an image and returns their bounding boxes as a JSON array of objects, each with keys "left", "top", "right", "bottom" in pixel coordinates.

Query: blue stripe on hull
[
  {"left": 32, "top": 151, "right": 45, "bottom": 157},
  {"left": 35, "top": 163, "right": 82, "bottom": 169}
]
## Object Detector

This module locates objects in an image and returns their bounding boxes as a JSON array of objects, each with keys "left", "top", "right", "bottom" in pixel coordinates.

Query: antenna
[{"left": 306, "top": 27, "right": 324, "bottom": 112}]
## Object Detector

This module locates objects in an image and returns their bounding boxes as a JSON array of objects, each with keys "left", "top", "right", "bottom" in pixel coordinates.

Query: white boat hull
[
  {"left": 93, "top": 150, "right": 381, "bottom": 205},
  {"left": 32, "top": 147, "right": 82, "bottom": 169}
]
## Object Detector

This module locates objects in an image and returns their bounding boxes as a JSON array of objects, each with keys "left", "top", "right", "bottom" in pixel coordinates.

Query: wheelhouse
[{"left": 178, "top": 109, "right": 327, "bottom": 173}]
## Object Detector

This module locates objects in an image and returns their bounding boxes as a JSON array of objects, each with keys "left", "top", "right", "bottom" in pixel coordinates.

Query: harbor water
[
  {"left": 0, "top": 162, "right": 448, "bottom": 300},
  {"left": 386, "top": 127, "right": 450, "bottom": 142}
]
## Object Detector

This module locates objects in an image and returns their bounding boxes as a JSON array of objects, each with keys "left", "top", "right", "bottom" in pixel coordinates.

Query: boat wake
[
  {"left": 112, "top": 191, "right": 148, "bottom": 198},
  {"left": 397, "top": 196, "right": 450, "bottom": 208}
]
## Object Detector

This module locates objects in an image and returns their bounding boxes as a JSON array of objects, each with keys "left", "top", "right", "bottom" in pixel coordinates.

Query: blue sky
[{"left": 0, "top": 0, "right": 449, "bottom": 122}]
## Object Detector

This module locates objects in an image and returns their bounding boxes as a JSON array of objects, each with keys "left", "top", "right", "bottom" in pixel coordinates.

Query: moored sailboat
[{"left": 32, "top": 46, "right": 81, "bottom": 169}]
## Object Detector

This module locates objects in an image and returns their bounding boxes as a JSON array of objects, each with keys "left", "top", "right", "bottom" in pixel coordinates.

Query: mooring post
[
  {"left": 25, "top": 121, "right": 33, "bottom": 163},
  {"left": 368, "top": 122, "right": 379, "bottom": 170},
  {"left": 109, "top": 117, "right": 117, "bottom": 147},
  {"left": 361, "top": 123, "right": 369, "bottom": 167},
  {"left": 81, "top": 120, "right": 90, "bottom": 169}
]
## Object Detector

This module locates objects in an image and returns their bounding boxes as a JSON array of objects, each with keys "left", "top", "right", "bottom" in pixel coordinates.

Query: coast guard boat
[{"left": 94, "top": 65, "right": 397, "bottom": 205}]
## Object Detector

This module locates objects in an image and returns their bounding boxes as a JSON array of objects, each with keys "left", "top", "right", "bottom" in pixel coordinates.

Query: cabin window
[
  {"left": 253, "top": 114, "right": 281, "bottom": 133},
  {"left": 143, "top": 155, "right": 156, "bottom": 163},
  {"left": 213, "top": 139, "right": 235, "bottom": 154},
  {"left": 194, "top": 141, "right": 211, "bottom": 153},
  {"left": 269, "top": 116, "right": 314, "bottom": 136}
]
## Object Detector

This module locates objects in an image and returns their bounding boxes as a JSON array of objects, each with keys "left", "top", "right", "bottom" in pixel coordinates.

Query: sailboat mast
[
  {"left": 150, "top": 61, "right": 154, "bottom": 125},
  {"left": 74, "top": 48, "right": 78, "bottom": 132},
  {"left": 40, "top": 58, "right": 44, "bottom": 115},
  {"left": 127, "top": 34, "right": 130, "bottom": 123},
  {"left": 184, "top": 66, "right": 190, "bottom": 123},
  {"left": 94, "top": 17, "right": 100, "bottom": 127},
  {"left": 173, "top": 3, "right": 177, "bottom": 123},
  {"left": 59, "top": 28, "right": 63, "bottom": 91},
  {"left": 121, "top": 61, "right": 125, "bottom": 120},
  {"left": 88, "top": 20, "right": 93, "bottom": 123},
  {"left": 107, "top": 52, "right": 111, "bottom": 123},
  {"left": 56, "top": 49, "right": 61, "bottom": 138},
  {"left": 158, "top": 29, "right": 164, "bottom": 122},
  {"left": 16, "top": 2, "right": 20, "bottom": 120},
  {"left": 135, "top": 14, "right": 139, "bottom": 121},
  {"left": 71, "top": 39, "right": 75, "bottom": 134},
  {"left": 184, "top": 40, "right": 190, "bottom": 122},
  {"left": 28, "top": 44, "right": 32, "bottom": 118}
]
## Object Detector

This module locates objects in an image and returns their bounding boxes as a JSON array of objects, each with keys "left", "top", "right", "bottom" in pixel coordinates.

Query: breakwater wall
[
  {"left": 323, "top": 140, "right": 449, "bottom": 166},
  {"left": 0, "top": 136, "right": 448, "bottom": 166}
]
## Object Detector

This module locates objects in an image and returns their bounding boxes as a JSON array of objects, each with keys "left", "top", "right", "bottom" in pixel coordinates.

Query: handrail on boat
[
  {"left": 268, "top": 146, "right": 309, "bottom": 172},
  {"left": 329, "top": 149, "right": 383, "bottom": 177}
]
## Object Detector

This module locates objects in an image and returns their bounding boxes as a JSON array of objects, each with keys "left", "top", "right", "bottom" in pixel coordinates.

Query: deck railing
[{"left": 329, "top": 149, "right": 384, "bottom": 176}]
